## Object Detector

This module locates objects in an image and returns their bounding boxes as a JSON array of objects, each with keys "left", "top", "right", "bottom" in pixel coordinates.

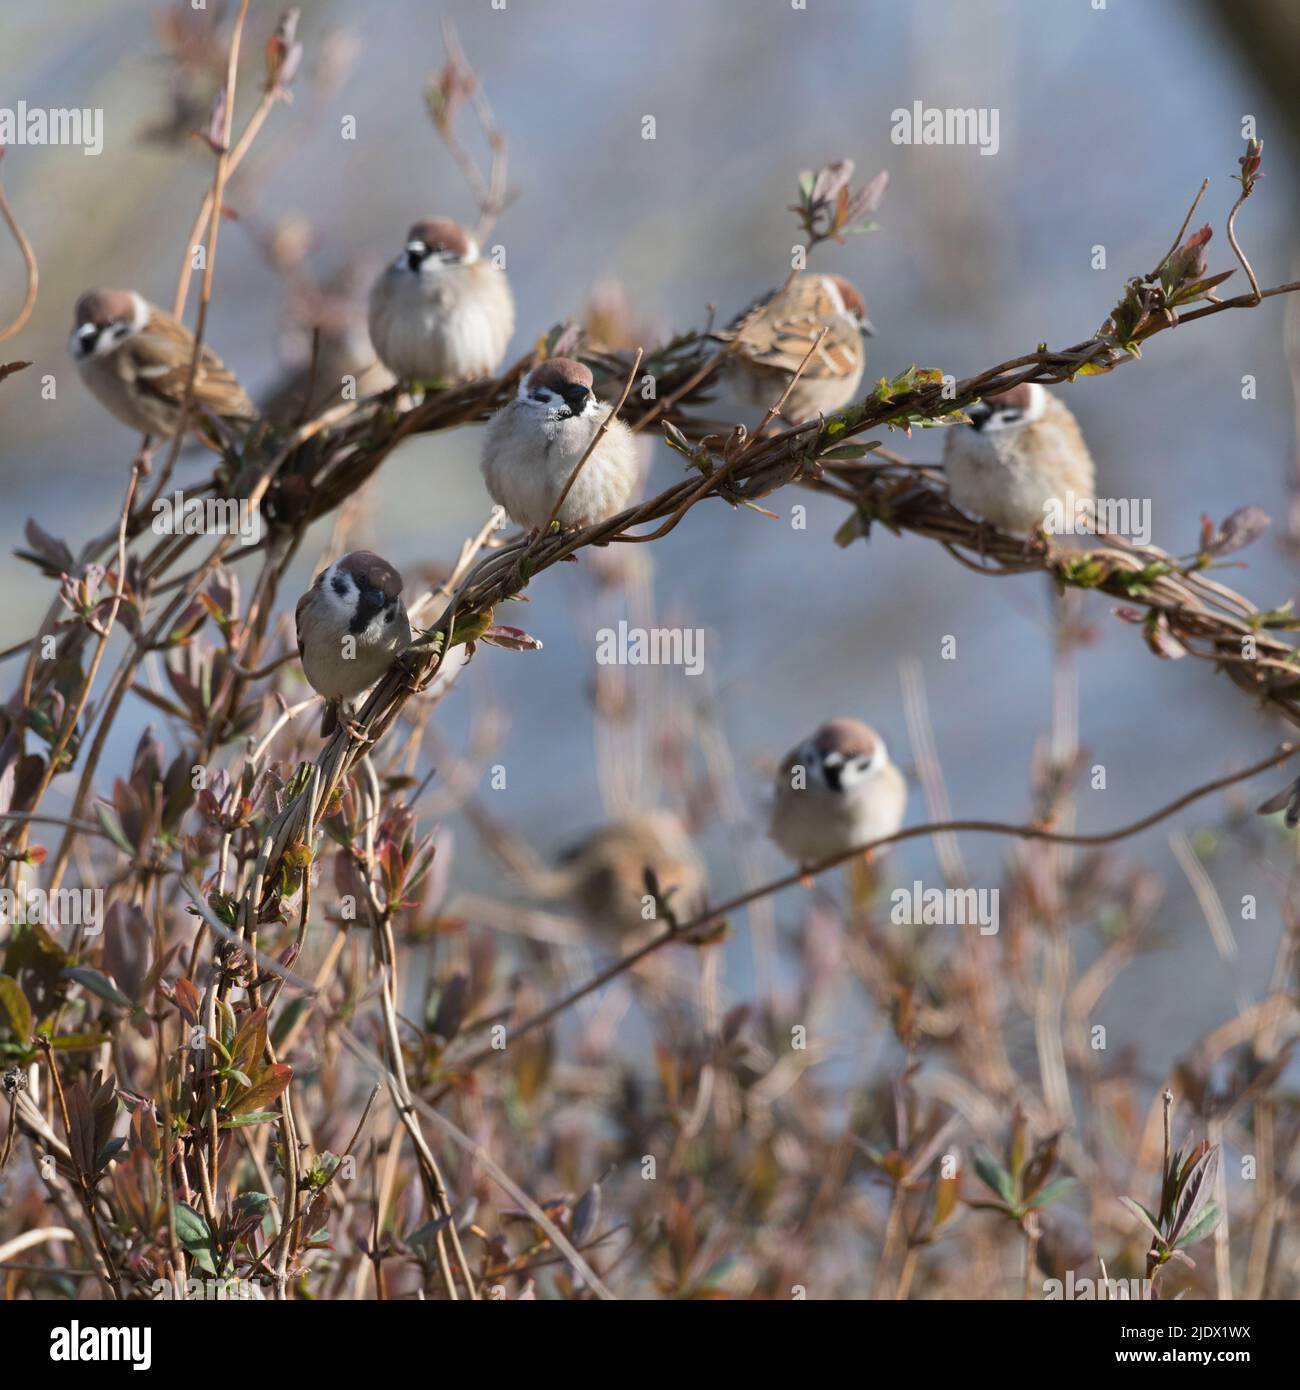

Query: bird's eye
[
  {"left": 530, "top": 391, "right": 548, "bottom": 403},
  {"left": 996, "top": 409, "right": 1022, "bottom": 424}
]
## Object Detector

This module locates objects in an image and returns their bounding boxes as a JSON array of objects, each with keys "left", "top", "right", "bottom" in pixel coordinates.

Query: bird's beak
[
  {"left": 405, "top": 242, "right": 428, "bottom": 272},
  {"left": 74, "top": 323, "right": 99, "bottom": 356},
  {"left": 858, "top": 318, "right": 876, "bottom": 339},
  {"left": 966, "top": 400, "right": 992, "bottom": 431},
  {"left": 562, "top": 387, "right": 593, "bottom": 416}
]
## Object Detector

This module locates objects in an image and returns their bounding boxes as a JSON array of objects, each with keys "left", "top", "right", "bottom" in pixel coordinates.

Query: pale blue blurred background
[{"left": 1, "top": 0, "right": 1296, "bottom": 1068}]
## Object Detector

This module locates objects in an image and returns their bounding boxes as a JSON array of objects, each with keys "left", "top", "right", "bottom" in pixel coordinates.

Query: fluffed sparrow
[
  {"left": 770, "top": 719, "right": 906, "bottom": 868},
  {"left": 367, "top": 217, "right": 514, "bottom": 384},
  {"left": 70, "top": 288, "right": 256, "bottom": 438},
  {"left": 715, "top": 272, "right": 873, "bottom": 422},
  {"left": 480, "top": 357, "right": 640, "bottom": 532},
  {"left": 547, "top": 811, "right": 706, "bottom": 939},
  {"left": 295, "top": 549, "right": 412, "bottom": 738},
  {"left": 943, "top": 383, "right": 1095, "bottom": 535}
]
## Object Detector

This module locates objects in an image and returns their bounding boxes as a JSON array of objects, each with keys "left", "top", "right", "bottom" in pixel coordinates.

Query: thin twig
[{"left": 0, "top": 172, "right": 38, "bottom": 342}]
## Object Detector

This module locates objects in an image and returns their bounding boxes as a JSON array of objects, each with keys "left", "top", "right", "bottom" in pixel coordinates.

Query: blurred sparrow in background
[
  {"left": 715, "top": 272, "right": 873, "bottom": 423},
  {"left": 264, "top": 255, "right": 396, "bottom": 422},
  {"left": 296, "top": 549, "right": 412, "bottom": 738},
  {"left": 943, "top": 383, "right": 1095, "bottom": 535},
  {"left": 70, "top": 288, "right": 256, "bottom": 439},
  {"left": 481, "top": 357, "right": 639, "bottom": 532},
  {"left": 544, "top": 811, "right": 706, "bottom": 941},
  {"left": 368, "top": 217, "right": 514, "bottom": 384},
  {"left": 770, "top": 718, "right": 906, "bottom": 869}
]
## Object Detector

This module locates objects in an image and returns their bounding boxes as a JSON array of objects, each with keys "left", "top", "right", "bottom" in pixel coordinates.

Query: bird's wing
[
  {"left": 127, "top": 313, "right": 256, "bottom": 420},
  {"left": 295, "top": 587, "right": 312, "bottom": 662},
  {"left": 718, "top": 278, "right": 858, "bottom": 380}
]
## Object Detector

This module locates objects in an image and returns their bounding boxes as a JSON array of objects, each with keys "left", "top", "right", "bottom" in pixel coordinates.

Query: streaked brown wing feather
[
  {"left": 719, "top": 277, "right": 856, "bottom": 379},
  {"left": 128, "top": 313, "right": 256, "bottom": 420}
]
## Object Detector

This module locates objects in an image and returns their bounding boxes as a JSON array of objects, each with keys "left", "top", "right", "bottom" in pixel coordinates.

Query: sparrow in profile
[
  {"left": 70, "top": 289, "right": 256, "bottom": 438},
  {"left": 295, "top": 550, "right": 412, "bottom": 738},
  {"left": 545, "top": 811, "right": 706, "bottom": 940},
  {"left": 368, "top": 217, "right": 514, "bottom": 384},
  {"left": 770, "top": 719, "right": 906, "bottom": 869},
  {"left": 943, "top": 383, "right": 1096, "bottom": 535},
  {"left": 480, "top": 357, "right": 640, "bottom": 533},
  {"left": 715, "top": 272, "right": 873, "bottom": 422}
]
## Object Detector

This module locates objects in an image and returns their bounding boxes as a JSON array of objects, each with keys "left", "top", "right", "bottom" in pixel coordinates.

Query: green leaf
[
  {"left": 1174, "top": 1200, "right": 1223, "bottom": 1250},
  {"left": 0, "top": 974, "right": 32, "bottom": 1039},
  {"left": 173, "top": 1201, "right": 218, "bottom": 1275},
  {"left": 972, "top": 1145, "right": 1016, "bottom": 1206},
  {"left": 216, "top": 996, "right": 237, "bottom": 1053},
  {"left": 60, "top": 966, "right": 132, "bottom": 1011},
  {"left": 1025, "top": 1176, "right": 1075, "bottom": 1210},
  {"left": 1118, "top": 1195, "right": 1163, "bottom": 1242},
  {"left": 233, "top": 1190, "right": 273, "bottom": 1218},
  {"left": 218, "top": 1110, "right": 280, "bottom": 1128},
  {"left": 833, "top": 512, "right": 866, "bottom": 548},
  {"left": 95, "top": 1136, "right": 127, "bottom": 1171},
  {"left": 48, "top": 1032, "right": 110, "bottom": 1051},
  {"left": 94, "top": 802, "right": 135, "bottom": 856}
]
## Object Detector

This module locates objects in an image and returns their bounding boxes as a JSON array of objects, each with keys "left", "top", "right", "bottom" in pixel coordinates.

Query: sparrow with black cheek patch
[
  {"left": 368, "top": 217, "right": 515, "bottom": 385},
  {"left": 715, "top": 272, "right": 873, "bottom": 423},
  {"left": 545, "top": 811, "right": 706, "bottom": 942},
  {"left": 295, "top": 550, "right": 412, "bottom": 739},
  {"left": 770, "top": 719, "right": 907, "bottom": 869},
  {"left": 943, "top": 383, "right": 1096, "bottom": 535},
  {"left": 480, "top": 357, "right": 640, "bottom": 533},
  {"left": 70, "top": 288, "right": 256, "bottom": 438}
]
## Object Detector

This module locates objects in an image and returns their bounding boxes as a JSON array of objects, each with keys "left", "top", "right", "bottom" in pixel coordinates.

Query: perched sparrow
[
  {"left": 295, "top": 550, "right": 412, "bottom": 738},
  {"left": 715, "top": 272, "right": 873, "bottom": 422},
  {"left": 770, "top": 719, "right": 906, "bottom": 868},
  {"left": 481, "top": 357, "right": 640, "bottom": 532},
  {"left": 943, "top": 383, "right": 1096, "bottom": 535},
  {"left": 546, "top": 811, "right": 706, "bottom": 940},
  {"left": 367, "top": 217, "right": 514, "bottom": 384},
  {"left": 70, "top": 289, "right": 256, "bottom": 438}
]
